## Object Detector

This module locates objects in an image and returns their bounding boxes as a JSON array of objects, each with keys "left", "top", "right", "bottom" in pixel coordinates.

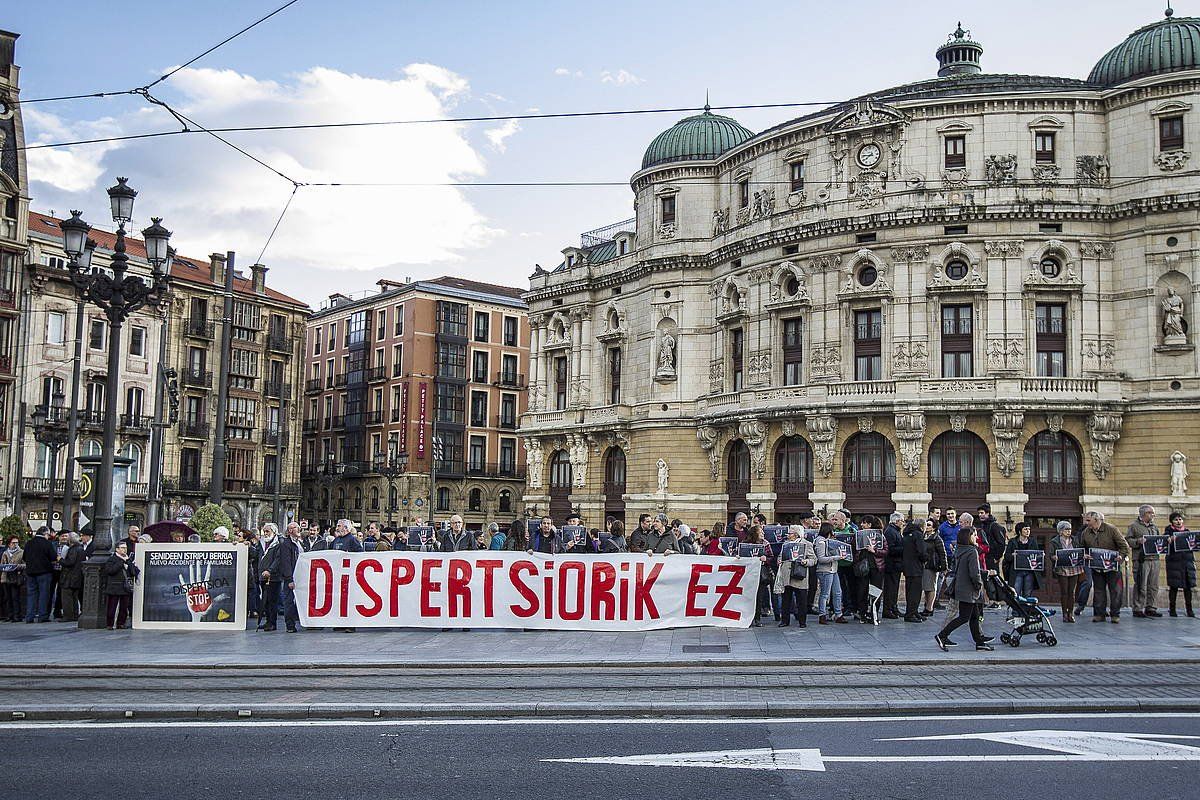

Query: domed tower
[
  {"left": 640, "top": 105, "right": 754, "bottom": 170},
  {"left": 1088, "top": 7, "right": 1200, "bottom": 86},
  {"left": 936, "top": 22, "right": 983, "bottom": 77}
]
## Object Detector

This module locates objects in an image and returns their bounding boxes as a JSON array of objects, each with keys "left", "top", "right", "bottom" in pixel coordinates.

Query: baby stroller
[{"left": 988, "top": 574, "right": 1058, "bottom": 647}]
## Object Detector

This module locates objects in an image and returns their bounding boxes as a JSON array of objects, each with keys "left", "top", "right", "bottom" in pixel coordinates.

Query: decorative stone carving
[
  {"left": 1031, "top": 163, "right": 1061, "bottom": 183},
  {"left": 657, "top": 459, "right": 669, "bottom": 494},
  {"left": 984, "top": 154, "right": 1017, "bottom": 186},
  {"left": 770, "top": 262, "right": 810, "bottom": 304},
  {"left": 984, "top": 240, "right": 1024, "bottom": 258},
  {"left": 740, "top": 419, "right": 768, "bottom": 479},
  {"left": 1155, "top": 150, "right": 1191, "bottom": 172},
  {"left": 810, "top": 253, "right": 842, "bottom": 272},
  {"left": 1075, "top": 155, "right": 1110, "bottom": 185},
  {"left": 928, "top": 243, "right": 986, "bottom": 290},
  {"left": 949, "top": 413, "right": 967, "bottom": 433},
  {"left": 986, "top": 337, "right": 1024, "bottom": 373},
  {"left": 890, "top": 245, "right": 929, "bottom": 262},
  {"left": 656, "top": 333, "right": 677, "bottom": 380},
  {"left": 751, "top": 188, "right": 776, "bottom": 219},
  {"left": 528, "top": 382, "right": 543, "bottom": 413},
  {"left": 893, "top": 340, "right": 929, "bottom": 374},
  {"left": 1046, "top": 414, "right": 1064, "bottom": 433},
  {"left": 786, "top": 190, "right": 806, "bottom": 208},
  {"left": 709, "top": 359, "right": 724, "bottom": 394},
  {"left": 1162, "top": 287, "right": 1188, "bottom": 345},
  {"left": 991, "top": 410, "right": 1025, "bottom": 478},
  {"left": 544, "top": 313, "right": 572, "bottom": 348},
  {"left": 809, "top": 344, "right": 841, "bottom": 380},
  {"left": 697, "top": 426, "right": 722, "bottom": 480},
  {"left": 1079, "top": 241, "right": 1115, "bottom": 259},
  {"left": 1086, "top": 412, "right": 1123, "bottom": 480},
  {"left": 780, "top": 419, "right": 797, "bottom": 438},
  {"left": 894, "top": 412, "right": 926, "bottom": 477},
  {"left": 657, "top": 222, "right": 677, "bottom": 240},
  {"left": 840, "top": 250, "right": 891, "bottom": 296},
  {"left": 1171, "top": 450, "right": 1189, "bottom": 498},
  {"left": 849, "top": 170, "right": 886, "bottom": 208},
  {"left": 735, "top": 207, "right": 751, "bottom": 226},
  {"left": 712, "top": 207, "right": 730, "bottom": 236},
  {"left": 568, "top": 433, "right": 589, "bottom": 488},
  {"left": 857, "top": 417, "right": 874, "bottom": 434},
  {"left": 748, "top": 349, "right": 772, "bottom": 384},
  {"left": 806, "top": 415, "right": 838, "bottom": 477},
  {"left": 1082, "top": 337, "right": 1116, "bottom": 374},
  {"left": 942, "top": 168, "right": 969, "bottom": 189},
  {"left": 525, "top": 438, "right": 544, "bottom": 490}
]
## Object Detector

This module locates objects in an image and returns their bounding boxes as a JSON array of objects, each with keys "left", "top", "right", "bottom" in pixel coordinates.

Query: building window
[
  {"left": 1035, "top": 131, "right": 1056, "bottom": 164},
  {"left": 129, "top": 326, "right": 146, "bottom": 357},
  {"left": 472, "top": 351, "right": 489, "bottom": 383},
  {"left": 394, "top": 305, "right": 404, "bottom": 336},
  {"left": 500, "top": 353, "right": 518, "bottom": 385},
  {"left": 774, "top": 436, "right": 813, "bottom": 490},
  {"left": 468, "top": 436, "right": 486, "bottom": 472},
  {"left": 1035, "top": 303, "right": 1066, "bottom": 377},
  {"left": 1160, "top": 116, "right": 1185, "bottom": 151},
  {"left": 731, "top": 328, "right": 744, "bottom": 391},
  {"left": 470, "top": 391, "right": 488, "bottom": 427},
  {"left": 503, "top": 316, "right": 518, "bottom": 347},
  {"left": 46, "top": 311, "right": 65, "bottom": 345},
  {"left": 375, "top": 308, "right": 387, "bottom": 341},
  {"left": 782, "top": 318, "right": 803, "bottom": 386},
  {"left": 789, "top": 161, "right": 805, "bottom": 193},
  {"left": 313, "top": 326, "right": 322, "bottom": 356},
  {"left": 125, "top": 386, "right": 144, "bottom": 418},
  {"left": 944, "top": 135, "right": 966, "bottom": 168},
  {"left": 437, "top": 343, "right": 467, "bottom": 380},
  {"left": 619, "top": 239, "right": 628, "bottom": 255},
  {"left": 660, "top": 195, "right": 676, "bottom": 225},
  {"left": 1039, "top": 255, "right": 1062, "bottom": 279},
  {"left": 738, "top": 179, "right": 750, "bottom": 209},
  {"left": 327, "top": 323, "right": 336, "bottom": 351},
  {"left": 498, "top": 490, "right": 512, "bottom": 514},
  {"left": 122, "top": 443, "right": 143, "bottom": 484},
  {"left": 854, "top": 309, "right": 883, "bottom": 381},
  {"left": 945, "top": 258, "right": 969, "bottom": 281},
  {"left": 473, "top": 311, "right": 489, "bottom": 342},
  {"left": 88, "top": 319, "right": 107, "bottom": 351},
  {"left": 438, "top": 429, "right": 464, "bottom": 473},
  {"left": 390, "top": 386, "right": 402, "bottom": 423},
  {"left": 941, "top": 304, "right": 973, "bottom": 378},
  {"left": 929, "top": 431, "right": 990, "bottom": 498},
  {"left": 554, "top": 356, "right": 568, "bottom": 410},
  {"left": 608, "top": 347, "right": 622, "bottom": 404},
  {"left": 468, "top": 488, "right": 482, "bottom": 512},
  {"left": 1023, "top": 430, "right": 1081, "bottom": 493},
  {"left": 391, "top": 344, "right": 403, "bottom": 377},
  {"left": 437, "top": 301, "right": 468, "bottom": 338},
  {"left": 436, "top": 487, "right": 450, "bottom": 511},
  {"left": 180, "top": 448, "right": 200, "bottom": 482},
  {"left": 435, "top": 382, "right": 465, "bottom": 425},
  {"left": 857, "top": 264, "right": 878, "bottom": 287},
  {"left": 500, "top": 393, "right": 516, "bottom": 427},
  {"left": 500, "top": 438, "right": 517, "bottom": 474}
]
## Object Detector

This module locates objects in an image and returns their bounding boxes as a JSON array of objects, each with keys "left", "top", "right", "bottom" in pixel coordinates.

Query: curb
[{"left": 4, "top": 698, "right": 1200, "bottom": 722}]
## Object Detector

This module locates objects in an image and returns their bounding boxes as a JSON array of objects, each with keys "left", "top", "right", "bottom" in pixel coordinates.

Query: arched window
[
  {"left": 726, "top": 440, "right": 751, "bottom": 519},
  {"left": 604, "top": 448, "right": 626, "bottom": 495},
  {"left": 35, "top": 443, "right": 57, "bottom": 479},
  {"left": 388, "top": 486, "right": 398, "bottom": 511},
  {"left": 320, "top": 488, "right": 329, "bottom": 509},
  {"left": 1023, "top": 431, "right": 1081, "bottom": 495},
  {"left": 370, "top": 486, "right": 380, "bottom": 510},
  {"left": 929, "top": 431, "right": 990, "bottom": 500},
  {"left": 773, "top": 436, "right": 813, "bottom": 488},
  {"left": 550, "top": 450, "right": 572, "bottom": 489},
  {"left": 354, "top": 486, "right": 363, "bottom": 509},
  {"left": 83, "top": 440, "right": 102, "bottom": 457},
  {"left": 122, "top": 443, "right": 143, "bottom": 484},
  {"left": 436, "top": 487, "right": 451, "bottom": 511},
  {"left": 499, "top": 490, "right": 512, "bottom": 514},
  {"left": 469, "top": 488, "right": 482, "bottom": 512},
  {"left": 335, "top": 488, "right": 345, "bottom": 509},
  {"left": 842, "top": 432, "right": 896, "bottom": 504}
]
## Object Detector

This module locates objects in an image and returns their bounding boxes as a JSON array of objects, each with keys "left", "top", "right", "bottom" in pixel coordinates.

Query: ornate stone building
[{"left": 523, "top": 14, "right": 1200, "bottom": 537}]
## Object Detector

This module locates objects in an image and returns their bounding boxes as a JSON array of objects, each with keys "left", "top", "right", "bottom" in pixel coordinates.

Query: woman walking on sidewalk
[{"left": 935, "top": 527, "right": 994, "bottom": 651}]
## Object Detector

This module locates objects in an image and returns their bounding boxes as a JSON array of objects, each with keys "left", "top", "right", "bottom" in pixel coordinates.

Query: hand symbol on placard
[{"left": 178, "top": 561, "right": 230, "bottom": 623}]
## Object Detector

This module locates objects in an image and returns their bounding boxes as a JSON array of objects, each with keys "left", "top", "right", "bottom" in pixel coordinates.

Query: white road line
[{"left": 0, "top": 712, "right": 1197, "bottom": 730}]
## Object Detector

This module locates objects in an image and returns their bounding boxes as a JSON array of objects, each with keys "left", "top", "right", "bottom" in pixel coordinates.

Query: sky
[{"left": 4, "top": 0, "right": 1181, "bottom": 307}]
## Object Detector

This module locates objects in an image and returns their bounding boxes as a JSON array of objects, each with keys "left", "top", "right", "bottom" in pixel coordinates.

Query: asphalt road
[{"left": 4, "top": 713, "right": 1197, "bottom": 799}]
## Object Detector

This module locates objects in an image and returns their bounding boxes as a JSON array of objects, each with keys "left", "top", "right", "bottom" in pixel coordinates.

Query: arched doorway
[
  {"left": 928, "top": 430, "right": 990, "bottom": 512},
  {"left": 773, "top": 436, "right": 813, "bottom": 523},
  {"left": 842, "top": 432, "right": 896, "bottom": 518},
  {"left": 549, "top": 449, "right": 573, "bottom": 522},
  {"left": 603, "top": 447, "right": 627, "bottom": 525},
  {"left": 1023, "top": 430, "right": 1083, "bottom": 542},
  {"left": 726, "top": 440, "right": 751, "bottom": 521}
]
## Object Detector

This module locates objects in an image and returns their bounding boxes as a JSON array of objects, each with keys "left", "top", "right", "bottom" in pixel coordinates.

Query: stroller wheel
[
  {"left": 999, "top": 633, "right": 1011, "bottom": 644},
  {"left": 1046, "top": 636, "right": 1058, "bottom": 647},
  {"left": 1036, "top": 632, "right": 1047, "bottom": 643},
  {"left": 1009, "top": 636, "right": 1021, "bottom": 647}
]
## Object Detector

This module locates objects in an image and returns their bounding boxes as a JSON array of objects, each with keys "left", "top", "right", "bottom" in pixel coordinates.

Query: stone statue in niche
[
  {"left": 656, "top": 333, "right": 677, "bottom": 380},
  {"left": 1171, "top": 450, "right": 1189, "bottom": 497},
  {"left": 657, "top": 459, "right": 669, "bottom": 494},
  {"left": 1162, "top": 287, "right": 1188, "bottom": 344}
]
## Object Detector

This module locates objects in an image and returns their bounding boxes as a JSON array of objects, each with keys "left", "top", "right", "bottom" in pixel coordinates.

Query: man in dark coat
[
  {"left": 59, "top": 533, "right": 86, "bottom": 622},
  {"left": 900, "top": 521, "right": 928, "bottom": 622},
  {"left": 279, "top": 522, "right": 303, "bottom": 633},
  {"left": 255, "top": 523, "right": 283, "bottom": 631},
  {"left": 881, "top": 512, "right": 905, "bottom": 619},
  {"left": 22, "top": 527, "right": 58, "bottom": 623},
  {"left": 439, "top": 515, "right": 475, "bottom": 551},
  {"left": 976, "top": 504, "right": 1009, "bottom": 606}
]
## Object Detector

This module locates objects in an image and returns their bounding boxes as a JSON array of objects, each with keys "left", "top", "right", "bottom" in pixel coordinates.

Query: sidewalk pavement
[{"left": 2, "top": 607, "right": 1198, "bottom": 668}]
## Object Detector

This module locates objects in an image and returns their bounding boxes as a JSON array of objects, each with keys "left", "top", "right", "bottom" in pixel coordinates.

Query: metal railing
[
  {"left": 305, "top": 378, "right": 323, "bottom": 394},
  {"left": 264, "top": 380, "right": 291, "bottom": 399},
  {"left": 180, "top": 419, "right": 210, "bottom": 439},
  {"left": 185, "top": 319, "right": 215, "bottom": 339},
  {"left": 182, "top": 369, "right": 213, "bottom": 389},
  {"left": 772, "top": 477, "right": 814, "bottom": 495},
  {"left": 163, "top": 476, "right": 210, "bottom": 494},
  {"left": 267, "top": 331, "right": 293, "bottom": 353},
  {"left": 21, "top": 477, "right": 83, "bottom": 496},
  {"left": 494, "top": 371, "right": 527, "bottom": 389}
]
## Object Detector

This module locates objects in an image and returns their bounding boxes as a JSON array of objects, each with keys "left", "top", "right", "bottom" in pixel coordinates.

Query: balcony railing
[
  {"left": 224, "top": 479, "right": 254, "bottom": 495},
  {"left": 77, "top": 409, "right": 105, "bottom": 428},
  {"left": 163, "top": 476, "right": 210, "bottom": 495},
  {"left": 185, "top": 319, "right": 215, "bottom": 339},
  {"left": 843, "top": 477, "right": 898, "bottom": 496},
  {"left": 305, "top": 378, "right": 323, "bottom": 394},
  {"left": 603, "top": 481, "right": 626, "bottom": 497},
  {"left": 267, "top": 331, "right": 293, "bottom": 354},
  {"left": 264, "top": 380, "right": 291, "bottom": 399},
  {"left": 0, "top": 287, "right": 15, "bottom": 309},
  {"left": 365, "top": 365, "right": 387, "bottom": 383},
  {"left": 120, "top": 413, "right": 153, "bottom": 432},
  {"left": 828, "top": 380, "right": 896, "bottom": 397},
  {"left": 1020, "top": 377, "right": 1098, "bottom": 394},
  {"left": 180, "top": 419, "right": 210, "bottom": 439},
  {"left": 929, "top": 477, "right": 991, "bottom": 498},
  {"left": 328, "top": 414, "right": 345, "bottom": 429},
  {"left": 726, "top": 479, "right": 750, "bottom": 497},
  {"left": 302, "top": 418, "right": 320, "bottom": 433},
  {"left": 364, "top": 409, "right": 383, "bottom": 425},
  {"left": 182, "top": 369, "right": 213, "bottom": 389},
  {"left": 21, "top": 477, "right": 83, "bottom": 496},
  {"left": 773, "top": 477, "right": 814, "bottom": 495},
  {"left": 494, "top": 371, "right": 527, "bottom": 389},
  {"left": 496, "top": 414, "right": 518, "bottom": 430},
  {"left": 263, "top": 427, "right": 288, "bottom": 447},
  {"left": 127, "top": 482, "right": 149, "bottom": 498},
  {"left": 333, "top": 374, "right": 348, "bottom": 388},
  {"left": 1024, "top": 478, "right": 1083, "bottom": 498}
]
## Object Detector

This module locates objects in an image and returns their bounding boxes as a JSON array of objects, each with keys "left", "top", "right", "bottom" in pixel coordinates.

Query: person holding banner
[
  {"left": 1048, "top": 520, "right": 1085, "bottom": 622},
  {"left": 280, "top": 523, "right": 303, "bottom": 632},
  {"left": 1081, "top": 510, "right": 1132, "bottom": 623},
  {"left": 814, "top": 523, "right": 847, "bottom": 624},
  {"left": 102, "top": 541, "right": 139, "bottom": 629},
  {"left": 1001, "top": 522, "right": 1042, "bottom": 601},
  {"left": 774, "top": 527, "right": 817, "bottom": 627},
  {"left": 531, "top": 517, "right": 558, "bottom": 554},
  {"left": 1165, "top": 511, "right": 1196, "bottom": 617},
  {"left": 1126, "top": 505, "right": 1164, "bottom": 618}
]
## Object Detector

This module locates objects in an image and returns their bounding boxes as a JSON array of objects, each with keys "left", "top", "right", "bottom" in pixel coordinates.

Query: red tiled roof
[
  {"left": 427, "top": 275, "right": 527, "bottom": 300},
  {"left": 28, "top": 210, "right": 309, "bottom": 310}
]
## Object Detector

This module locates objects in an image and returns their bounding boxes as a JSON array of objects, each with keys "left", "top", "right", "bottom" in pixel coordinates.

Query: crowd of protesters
[{"left": 1, "top": 502, "right": 1196, "bottom": 650}]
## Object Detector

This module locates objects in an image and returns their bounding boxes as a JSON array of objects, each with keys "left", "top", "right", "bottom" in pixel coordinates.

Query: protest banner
[
  {"left": 132, "top": 544, "right": 247, "bottom": 630},
  {"left": 802, "top": 529, "right": 819, "bottom": 542},
  {"left": 1142, "top": 535, "right": 1172, "bottom": 557},
  {"left": 718, "top": 536, "right": 739, "bottom": 556},
  {"left": 1173, "top": 531, "right": 1200, "bottom": 553},
  {"left": 762, "top": 525, "right": 788, "bottom": 546},
  {"left": 294, "top": 551, "right": 762, "bottom": 631},
  {"left": 826, "top": 539, "right": 852, "bottom": 561},
  {"left": 1088, "top": 547, "right": 1119, "bottom": 572},
  {"left": 855, "top": 530, "right": 884, "bottom": 550},
  {"left": 781, "top": 541, "right": 803, "bottom": 562},
  {"left": 558, "top": 525, "right": 586, "bottom": 550},
  {"left": 1013, "top": 550, "right": 1045, "bottom": 572},
  {"left": 406, "top": 526, "right": 435, "bottom": 551},
  {"left": 738, "top": 543, "right": 766, "bottom": 558},
  {"left": 1055, "top": 548, "right": 1084, "bottom": 569}
]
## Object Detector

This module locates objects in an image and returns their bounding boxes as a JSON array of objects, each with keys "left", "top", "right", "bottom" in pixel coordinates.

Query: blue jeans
[
  {"left": 1013, "top": 571, "right": 1037, "bottom": 599},
  {"left": 817, "top": 571, "right": 842, "bottom": 618},
  {"left": 1076, "top": 565, "right": 1093, "bottom": 611},
  {"left": 25, "top": 573, "right": 52, "bottom": 622}
]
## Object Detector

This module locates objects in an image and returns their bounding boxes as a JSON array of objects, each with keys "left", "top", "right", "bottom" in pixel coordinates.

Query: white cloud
[
  {"left": 24, "top": 64, "right": 504, "bottom": 278},
  {"left": 600, "top": 69, "right": 644, "bottom": 86},
  {"left": 484, "top": 119, "right": 520, "bottom": 152},
  {"left": 553, "top": 67, "right": 584, "bottom": 78}
]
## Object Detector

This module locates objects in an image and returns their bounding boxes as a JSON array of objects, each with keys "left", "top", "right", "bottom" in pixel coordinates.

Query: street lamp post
[
  {"left": 375, "top": 447, "right": 409, "bottom": 529},
  {"left": 60, "top": 178, "right": 172, "bottom": 630},
  {"left": 61, "top": 238, "right": 96, "bottom": 530},
  {"left": 31, "top": 390, "right": 69, "bottom": 531}
]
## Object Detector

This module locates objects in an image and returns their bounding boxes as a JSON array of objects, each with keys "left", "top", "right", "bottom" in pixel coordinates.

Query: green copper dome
[
  {"left": 641, "top": 108, "right": 754, "bottom": 170},
  {"left": 1089, "top": 11, "right": 1200, "bottom": 86}
]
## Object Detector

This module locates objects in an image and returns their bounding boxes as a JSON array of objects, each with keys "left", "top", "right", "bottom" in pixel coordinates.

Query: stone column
[
  {"left": 570, "top": 311, "right": 583, "bottom": 407},
  {"left": 528, "top": 322, "right": 541, "bottom": 412},
  {"left": 579, "top": 309, "right": 593, "bottom": 407}
]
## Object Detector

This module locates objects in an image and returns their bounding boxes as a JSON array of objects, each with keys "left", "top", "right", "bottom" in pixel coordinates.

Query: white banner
[
  {"left": 295, "top": 551, "right": 761, "bottom": 631},
  {"left": 132, "top": 544, "right": 249, "bottom": 631}
]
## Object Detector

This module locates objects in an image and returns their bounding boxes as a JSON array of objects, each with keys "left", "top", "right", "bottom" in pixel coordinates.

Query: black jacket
[
  {"left": 21, "top": 536, "right": 58, "bottom": 576},
  {"left": 901, "top": 527, "right": 928, "bottom": 578},
  {"left": 279, "top": 538, "right": 301, "bottom": 584},
  {"left": 102, "top": 554, "right": 138, "bottom": 596},
  {"left": 257, "top": 539, "right": 283, "bottom": 583},
  {"left": 883, "top": 523, "right": 904, "bottom": 573},
  {"left": 978, "top": 518, "right": 1007, "bottom": 567},
  {"left": 60, "top": 543, "right": 86, "bottom": 590}
]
